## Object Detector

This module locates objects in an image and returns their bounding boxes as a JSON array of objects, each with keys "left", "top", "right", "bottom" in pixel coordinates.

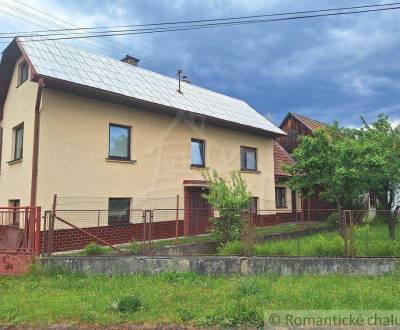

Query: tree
[
  {"left": 202, "top": 170, "right": 251, "bottom": 244},
  {"left": 285, "top": 123, "right": 366, "bottom": 211},
  {"left": 357, "top": 115, "right": 400, "bottom": 239}
]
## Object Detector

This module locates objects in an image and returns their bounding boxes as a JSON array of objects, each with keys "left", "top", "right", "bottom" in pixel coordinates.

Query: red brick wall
[
  {"left": 43, "top": 220, "right": 184, "bottom": 252},
  {"left": 0, "top": 225, "right": 24, "bottom": 250},
  {"left": 0, "top": 252, "right": 32, "bottom": 275}
]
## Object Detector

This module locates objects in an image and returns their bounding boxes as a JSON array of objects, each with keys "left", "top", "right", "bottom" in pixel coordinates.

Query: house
[
  {"left": 275, "top": 112, "right": 327, "bottom": 155},
  {"left": 0, "top": 38, "right": 286, "bottom": 250},
  {"left": 275, "top": 112, "right": 333, "bottom": 220}
]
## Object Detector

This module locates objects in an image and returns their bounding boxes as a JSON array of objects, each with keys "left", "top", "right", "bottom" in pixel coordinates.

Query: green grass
[
  {"left": 255, "top": 221, "right": 329, "bottom": 236},
  {"left": 1, "top": 267, "right": 400, "bottom": 327},
  {"left": 220, "top": 222, "right": 400, "bottom": 257},
  {"left": 68, "top": 223, "right": 329, "bottom": 256}
]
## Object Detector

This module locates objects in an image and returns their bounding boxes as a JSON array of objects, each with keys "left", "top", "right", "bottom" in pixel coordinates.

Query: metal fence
[
  {"left": 0, "top": 207, "right": 41, "bottom": 254},
  {"left": 40, "top": 205, "right": 400, "bottom": 258}
]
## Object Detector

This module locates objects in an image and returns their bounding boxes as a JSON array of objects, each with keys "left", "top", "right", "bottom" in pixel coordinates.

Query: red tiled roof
[
  {"left": 273, "top": 140, "right": 295, "bottom": 177},
  {"left": 290, "top": 112, "right": 326, "bottom": 132}
]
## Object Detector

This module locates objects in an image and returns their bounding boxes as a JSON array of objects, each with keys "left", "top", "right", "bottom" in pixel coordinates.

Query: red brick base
[
  {"left": 0, "top": 225, "right": 24, "bottom": 250},
  {"left": 0, "top": 252, "right": 32, "bottom": 275},
  {"left": 43, "top": 220, "right": 184, "bottom": 252}
]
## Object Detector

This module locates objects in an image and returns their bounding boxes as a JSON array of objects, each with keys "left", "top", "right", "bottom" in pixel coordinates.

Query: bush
[
  {"left": 218, "top": 241, "right": 244, "bottom": 256},
  {"left": 82, "top": 242, "right": 108, "bottom": 256},
  {"left": 128, "top": 239, "right": 140, "bottom": 254},
  {"left": 326, "top": 212, "right": 340, "bottom": 225},
  {"left": 197, "top": 304, "right": 263, "bottom": 328},
  {"left": 111, "top": 295, "right": 142, "bottom": 313},
  {"left": 202, "top": 170, "right": 252, "bottom": 244}
]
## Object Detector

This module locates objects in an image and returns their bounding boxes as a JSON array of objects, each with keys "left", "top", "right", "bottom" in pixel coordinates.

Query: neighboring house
[
  {"left": 0, "top": 38, "right": 285, "bottom": 246},
  {"left": 275, "top": 112, "right": 333, "bottom": 218},
  {"left": 275, "top": 112, "right": 326, "bottom": 154}
]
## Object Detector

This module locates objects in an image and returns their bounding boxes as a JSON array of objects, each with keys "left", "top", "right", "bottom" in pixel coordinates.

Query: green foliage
[
  {"left": 326, "top": 212, "right": 340, "bottom": 225},
  {"left": 218, "top": 240, "right": 244, "bottom": 255},
  {"left": 111, "top": 295, "right": 142, "bottom": 313},
  {"left": 218, "top": 223, "right": 400, "bottom": 257},
  {"left": 285, "top": 123, "right": 366, "bottom": 209},
  {"left": 202, "top": 170, "right": 252, "bottom": 244},
  {"left": 197, "top": 304, "right": 264, "bottom": 328},
  {"left": 83, "top": 242, "right": 109, "bottom": 256},
  {"left": 356, "top": 115, "right": 400, "bottom": 211},
  {"left": 128, "top": 239, "right": 140, "bottom": 255}
]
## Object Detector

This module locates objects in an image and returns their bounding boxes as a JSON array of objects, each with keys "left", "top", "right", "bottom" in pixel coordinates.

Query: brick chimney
[{"left": 121, "top": 55, "right": 140, "bottom": 66}]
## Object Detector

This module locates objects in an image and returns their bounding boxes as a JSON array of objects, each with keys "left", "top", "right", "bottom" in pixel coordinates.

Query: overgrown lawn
[{"left": 1, "top": 267, "right": 400, "bottom": 327}]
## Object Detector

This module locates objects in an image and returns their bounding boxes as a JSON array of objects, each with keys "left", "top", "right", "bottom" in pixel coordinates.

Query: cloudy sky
[{"left": 1, "top": 0, "right": 400, "bottom": 127}]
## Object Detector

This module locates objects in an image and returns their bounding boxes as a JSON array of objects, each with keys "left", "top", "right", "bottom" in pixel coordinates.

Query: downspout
[{"left": 29, "top": 77, "right": 44, "bottom": 208}]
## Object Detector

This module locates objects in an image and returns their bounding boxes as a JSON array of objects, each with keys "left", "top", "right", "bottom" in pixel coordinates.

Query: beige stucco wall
[
  {"left": 0, "top": 56, "right": 37, "bottom": 209},
  {"left": 275, "top": 181, "right": 302, "bottom": 213},
  {"left": 35, "top": 89, "right": 277, "bottom": 218}
]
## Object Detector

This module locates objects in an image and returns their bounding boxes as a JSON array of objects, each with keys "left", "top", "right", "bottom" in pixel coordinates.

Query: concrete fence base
[{"left": 39, "top": 256, "right": 400, "bottom": 276}]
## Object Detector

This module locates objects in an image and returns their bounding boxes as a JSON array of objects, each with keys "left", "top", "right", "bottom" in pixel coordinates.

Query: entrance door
[{"left": 186, "top": 187, "right": 211, "bottom": 235}]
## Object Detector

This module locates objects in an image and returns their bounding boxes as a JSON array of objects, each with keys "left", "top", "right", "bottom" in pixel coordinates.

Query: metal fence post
[
  {"left": 343, "top": 210, "right": 349, "bottom": 257},
  {"left": 34, "top": 207, "right": 41, "bottom": 256},
  {"left": 175, "top": 194, "right": 180, "bottom": 245},
  {"left": 350, "top": 210, "right": 356, "bottom": 257}
]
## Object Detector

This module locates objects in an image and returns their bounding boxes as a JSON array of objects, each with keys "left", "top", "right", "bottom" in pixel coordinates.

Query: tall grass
[
  {"left": 1, "top": 268, "right": 400, "bottom": 327},
  {"left": 219, "top": 222, "right": 400, "bottom": 257}
]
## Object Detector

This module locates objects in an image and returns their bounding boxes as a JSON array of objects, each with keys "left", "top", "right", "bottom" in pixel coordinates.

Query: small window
[
  {"left": 275, "top": 187, "right": 286, "bottom": 209},
  {"left": 109, "top": 124, "right": 131, "bottom": 160},
  {"left": 18, "top": 61, "right": 29, "bottom": 86},
  {"left": 13, "top": 123, "right": 24, "bottom": 161},
  {"left": 191, "top": 138, "right": 205, "bottom": 167},
  {"left": 108, "top": 198, "right": 130, "bottom": 225},
  {"left": 240, "top": 146, "right": 257, "bottom": 171},
  {"left": 8, "top": 200, "right": 20, "bottom": 226}
]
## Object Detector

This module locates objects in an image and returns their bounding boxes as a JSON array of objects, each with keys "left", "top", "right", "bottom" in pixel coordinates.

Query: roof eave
[{"left": 32, "top": 73, "right": 285, "bottom": 138}]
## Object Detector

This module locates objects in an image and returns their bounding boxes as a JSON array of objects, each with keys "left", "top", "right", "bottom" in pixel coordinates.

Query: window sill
[
  {"left": 276, "top": 206, "right": 288, "bottom": 209},
  {"left": 240, "top": 170, "right": 261, "bottom": 174},
  {"left": 190, "top": 165, "right": 207, "bottom": 170},
  {"left": 106, "top": 158, "right": 137, "bottom": 164},
  {"left": 7, "top": 159, "right": 22, "bottom": 165}
]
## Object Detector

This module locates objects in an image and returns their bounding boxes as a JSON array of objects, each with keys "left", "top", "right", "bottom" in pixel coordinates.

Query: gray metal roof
[{"left": 19, "top": 38, "right": 284, "bottom": 135}]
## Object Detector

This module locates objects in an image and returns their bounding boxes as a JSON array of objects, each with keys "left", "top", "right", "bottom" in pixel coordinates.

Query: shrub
[
  {"left": 326, "top": 212, "right": 340, "bottom": 225},
  {"left": 177, "top": 307, "right": 195, "bottom": 322},
  {"left": 218, "top": 241, "right": 244, "bottom": 256},
  {"left": 111, "top": 295, "right": 142, "bottom": 313},
  {"left": 202, "top": 170, "right": 251, "bottom": 244},
  {"left": 128, "top": 239, "right": 140, "bottom": 254},
  {"left": 197, "top": 304, "right": 263, "bottom": 328},
  {"left": 82, "top": 242, "right": 108, "bottom": 256}
]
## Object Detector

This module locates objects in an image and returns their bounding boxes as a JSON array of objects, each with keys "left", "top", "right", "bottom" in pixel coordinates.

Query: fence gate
[{"left": 0, "top": 206, "right": 41, "bottom": 275}]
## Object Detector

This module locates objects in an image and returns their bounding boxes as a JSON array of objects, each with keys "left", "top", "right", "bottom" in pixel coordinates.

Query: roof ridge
[{"left": 290, "top": 112, "right": 327, "bottom": 126}]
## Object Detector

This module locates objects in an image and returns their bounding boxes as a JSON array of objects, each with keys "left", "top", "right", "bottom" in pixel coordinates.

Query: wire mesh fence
[
  {"left": 0, "top": 207, "right": 41, "bottom": 254},
  {"left": 39, "top": 196, "right": 400, "bottom": 258}
]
